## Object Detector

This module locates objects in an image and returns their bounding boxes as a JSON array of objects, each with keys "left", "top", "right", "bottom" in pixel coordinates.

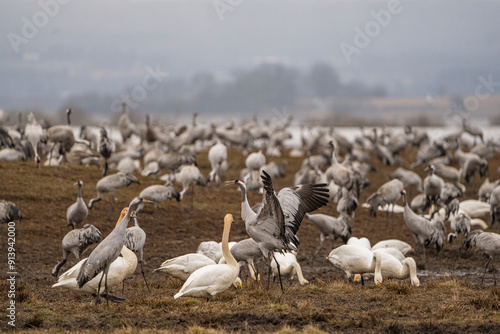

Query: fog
[{"left": 1, "top": 0, "right": 500, "bottom": 124}]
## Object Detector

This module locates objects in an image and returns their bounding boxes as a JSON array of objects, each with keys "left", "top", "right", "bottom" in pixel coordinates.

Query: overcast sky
[{"left": 2, "top": 0, "right": 500, "bottom": 112}]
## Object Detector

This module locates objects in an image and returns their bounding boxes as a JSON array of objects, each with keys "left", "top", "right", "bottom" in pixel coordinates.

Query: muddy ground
[{"left": 1, "top": 146, "right": 500, "bottom": 333}]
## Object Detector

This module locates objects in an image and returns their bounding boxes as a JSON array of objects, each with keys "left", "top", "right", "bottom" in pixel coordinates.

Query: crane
[
  {"left": 76, "top": 197, "right": 148, "bottom": 304},
  {"left": 231, "top": 170, "right": 329, "bottom": 291}
]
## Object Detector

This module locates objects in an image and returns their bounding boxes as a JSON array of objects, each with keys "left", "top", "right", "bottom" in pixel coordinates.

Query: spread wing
[
  {"left": 254, "top": 170, "right": 287, "bottom": 249},
  {"left": 255, "top": 170, "right": 329, "bottom": 251},
  {"left": 277, "top": 181, "right": 329, "bottom": 246}
]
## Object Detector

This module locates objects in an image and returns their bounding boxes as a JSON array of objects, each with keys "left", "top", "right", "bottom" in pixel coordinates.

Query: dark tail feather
[{"left": 76, "top": 259, "right": 89, "bottom": 288}]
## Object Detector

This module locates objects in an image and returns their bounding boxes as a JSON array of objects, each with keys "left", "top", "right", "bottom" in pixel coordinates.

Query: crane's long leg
[
  {"left": 481, "top": 258, "right": 492, "bottom": 283},
  {"left": 52, "top": 258, "right": 67, "bottom": 277},
  {"left": 308, "top": 234, "right": 325, "bottom": 261},
  {"left": 104, "top": 271, "right": 109, "bottom": 305},
  {"left": 139, "top": 259, "right": 151, "bottom": 293},
  {"left": 271, "top": 253, "right": 284, "bottom": 293},
  {"left": 96, "top": 273, "right": 104, "bottom": 305}
]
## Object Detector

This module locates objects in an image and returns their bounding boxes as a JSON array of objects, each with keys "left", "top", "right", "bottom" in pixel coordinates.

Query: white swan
[
  {"left": 372, "top": 239, "right": 413, "bottom": 255},
  {"left": 174, "top": 214, "right": 240, "bottom": 300},
  {"left": 327, "top": 245, "right": 382, "bottom": 285},
  {"left": 154, "top": 253, "right": 216, "bottom": 281},
  {"left": 271, "top": 252, "right": 309, "bottom": 285},
  {"left": 52, "top": 246, "right": 137, "bottom": 302},
  {"left": 347, "top": 236, "right": 372, "bottom": 249},
  {"left": 375, "top": 251, "right": 420, "bottom": 286}
]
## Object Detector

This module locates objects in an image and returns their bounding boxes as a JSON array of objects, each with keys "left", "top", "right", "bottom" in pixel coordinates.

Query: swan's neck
[
  {"left": 404, "top": 257, "right": 420, "bottom": 286},
  {"left": 221, "top": 220, "right": 237, "bottom": 268},
  {"left": 239, "top": 183, "right": 257, "bottom": 224},
  {"left": 115, "top": 208, "right": 133, "bottom": 235},
  {"left": 373, "top": 252, "right": 382, "bottom": 286},
  {"left": 292, "top": 261, "right": 308, "bottom": 285}
]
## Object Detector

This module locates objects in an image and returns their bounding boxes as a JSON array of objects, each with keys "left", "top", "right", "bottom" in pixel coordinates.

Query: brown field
[{"left": 1, "top": 146, "right": 500, "bottom": 333}]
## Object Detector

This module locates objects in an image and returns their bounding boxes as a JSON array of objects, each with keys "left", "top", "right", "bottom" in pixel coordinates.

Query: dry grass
[{"left": 1, "top": 147, "right": 500, "bottom": 333}]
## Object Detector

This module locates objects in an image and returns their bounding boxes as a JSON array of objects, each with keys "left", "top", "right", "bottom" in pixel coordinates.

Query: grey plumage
[
  {"left": 233, "top": 170, "right": 329, "bottom": 291},
  {"left": 366, "top": 179, "right": 403, "bottom": 229},
  {"left": 224, "top": 238, "right": 264, "bottom": 280},
  {"left": 401, "top": 189, "right": 445, "bottom": 265},
  {"left": 52, "top": 224, "right": 102, "bottom": 277},
  {"left": 88, "top": 172, "right": 140, "bottom": 209},
  {"left": 77, "top": 197, "right": 145, "bottom": 304},
  {"left": 390, "top": 167, "right": 423, "bottom": 194},
  {"left": 447, "top": 212, "right": 471, "bottom": 244},
  {"left": 125, "top": 213, "right": 150, "bottom": 292},
  {"left": 464, "top": 230, "right": 500, "bottom": 284},
  {"left": 67, "top": 180, "right": 88, "bottom": 229},
  {"left": 0, "top": 200, "right": 22, "bottom": 223},
  {"left": 99, "top": 127, "right": 115, "bottom": 177},
  {"left": 336, "top": 187, "right": 358, "bottom": 218},
  {"left": 478, "top": 179, "right": 500, "bottom": 202},
  {"left": 136, "top": 181, "right": 180, "bottom": 213},
  {"left": 490, "top": 185, "right": 500, "bottom": 227},
  {"left": 424, "top": 165, "right": 443, "bottom": 211},
  {"left": 305, "top": 212, "right": 351, "bottom": 260}
]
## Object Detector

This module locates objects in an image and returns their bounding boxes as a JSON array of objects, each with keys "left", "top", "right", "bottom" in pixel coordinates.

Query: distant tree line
[{"left": 64, "top": 62, "right": 387, "bottom": 116}]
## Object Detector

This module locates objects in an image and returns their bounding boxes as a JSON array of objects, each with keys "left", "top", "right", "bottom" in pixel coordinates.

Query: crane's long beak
[{"left": 224, "top": 180, "right": 236, "bottom": 187}]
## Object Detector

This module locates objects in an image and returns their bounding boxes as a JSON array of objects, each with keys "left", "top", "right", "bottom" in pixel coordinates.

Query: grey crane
[
  {"left": 490, "top": 185, "right": 500, "bottom": 227},
  {"left": 99, "top": 127, "right": 115, "bottom": 177},
  {"left": 432, "top": 163, "right": 466, "bottom": 193},
  {"left": 325, "top": 141, "right": 354, "bottom": 191},
  {"left": 447, "top": 212, "right": 471, "bottom": 245},
  {"left": 0, "top": 200, "right": 22, "bottom": 224},
  {"left": 401, "top": 189, "right": 445, "bottom": 266},
  {"left": 390, "top": 167, "right": 423, "bottom": 194},
  {"left": 431, "top": 182, "right": 462, "bottom": 219},
  {"left": 77, "top": 196, "right": 147, "bottom": 304},
  {"left": 478, "top": 178, "right": 500, "bottom": 202},
  {"left": 67, "top": 180, "right": 88, "bottom": 229},
  {"left": 372, "top": 128, "right": 395, "bottom": 166},
  {"left": 136, "top": 181, "right": 180, "bottom": 214},
  {"left": 219, "top": 237, "right": 264, "bottom": 281},
  {"left": 52, "top": 224, "right": 102, "bottom": 278},
  {"left": 157, "top": 151, "right": 196, "bottom": 173},
  {"left": 462, "top": 154, "right": 488, "bottom": 185},
  {"left": 410, "top": 141, "right": 447, "bottom": 168},
  {"left": 424, "top": 165, "right": 443, "bottom": 213},
  {"left": 305, "top": 212, "right": 351, "bottom": 260},
  {"left": 366, "top": 179, "right": 403, "bottom": 229},
  {"left": 464, "top": 230, "right": 500, "bottom": 284},
  {"left": 88, "top": 172, "right": 140, "bottom": 209},
  {"left": 45, "top": 109, "right": 87, "bottom": 163},
  {"left": 462, "top": 118, "right": 484, "bottom": 144},
  {"left": 231, "top": 170, "right": 329, "bottom": 291},
  {"left": 336, "top": 187, "right": 358, "bottom": 219},
  {"left": 124, "top": 213, "right": 150, "bottom": 292}
]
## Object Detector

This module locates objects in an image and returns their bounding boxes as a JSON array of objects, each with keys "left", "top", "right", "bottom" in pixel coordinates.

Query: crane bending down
[
  {"left": 76, "top": 197, "right": 148, "bottom": 304},
  {"left": 231, "top": 170, "right": 329, "bottom": 291},
  {"left": 464, "top": 230, "right": 500, "bottom": 285},
  {"left": 52, "top": 224, "right": 102, "bottom": 278}
]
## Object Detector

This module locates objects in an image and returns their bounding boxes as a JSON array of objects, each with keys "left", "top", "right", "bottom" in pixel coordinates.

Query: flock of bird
[{"left": 1, "top": 105, "right": 500, "bottom": 303}]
